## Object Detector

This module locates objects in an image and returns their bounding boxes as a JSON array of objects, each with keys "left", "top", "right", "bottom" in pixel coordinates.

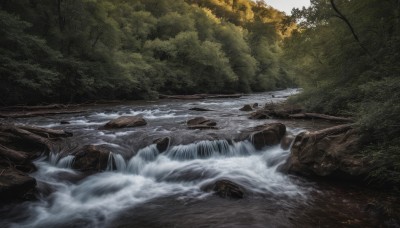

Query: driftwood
[
  {"left": 0, "top": 104, "right": 67, "bottom": 112},
  {"left": 0, "top": 144, "right": 28, "bottom": 162},
  {"left": 160, "top": 94, "right": 242, "bottom": 100},
  {"left": 303, "top": 124, "right": 354, "bottom": 141},
  {"left": 0, "top": 109, "right": 86, "bottom": 118},
  {"left": 18, "top": 125, "right": 73, "bottom": 138},
  {"left": 0, "top": 124, "right": 73, "bottom": 160},
  {"left": 160, "top": 95, "right": 203, "bottom": 100},
  {"left": 289, "top": 113, "right": 353, "bottom": 123},
  {"left": 250, "top": 102, "right": 354, "bottom": 123}
]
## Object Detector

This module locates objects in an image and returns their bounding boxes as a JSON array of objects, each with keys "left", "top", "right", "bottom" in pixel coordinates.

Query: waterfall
[
  {"left": 49, "top": 152, "right": 61, "bottom": 165},
  {"left": 107, "top": 152, "right": 127, "bottom": 171},
  {"left": 49, "top": 152, "right": 75, "bottom": 168},
  {"left": 126, "top": 144, "right": 159, "bottom": 174},
  {"left": 57, "top": 155, "right": 75, "bottom": 168},
  {"left": 165, "top": 140, "right": 255, "bottom": 161}
]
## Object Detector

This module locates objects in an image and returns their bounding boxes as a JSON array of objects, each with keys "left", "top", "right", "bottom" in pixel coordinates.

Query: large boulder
[
  {"left": 237, "top": 123, "right": 286, "bottom": 150},
  {"left": 281, "top": 124, "right": 371, "bottom": 179},
  {"left": 187, "top": 117, "right": 217, "bottom": 130},
  {"left": 0, "top": 165, "right": 36, "bottom": 201},
  {"left": 202, "top": 179, "right": 245, "bottom": 199},
  {"left": 251, "top": 123, "right": 286, "bottom": 149},
  {"left": 101, "top": 116, "right": 147, "bottom": 129},
  {"left": 72, "top": 145, "right": 110, "bottom": 172}
]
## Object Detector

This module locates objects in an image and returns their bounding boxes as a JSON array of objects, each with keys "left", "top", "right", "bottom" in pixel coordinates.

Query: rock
[
  {"left": 101, "top": 116, "right": 147, "bottom": 129},
  {"left": 239, "top": 104, "right": 253, "bottom": 112},
  {"left": 280, "top": 134, "right": 295, "bottom": 150},
  {"left": 281, "top": 124, "right": 371, "bottom": 179},
  {"left": 187, "top": 117, "right": 217, "bottom": 130},
  {"left": 189, "top": 107, "right": 213, "bottom": 111},
  {"left": 72, "top": 145, "right": 110, "bottom": 172},
  {"left": 202, "top": 179, "right": 245, "bottom": 199},
  {"left": 153, "top": 137, "right": 170, "bottom": 152},
  {"left": 249, "top": 123, "right": 286, "bottom": 150},
  {"left": 249, "top": 110, "right": 269, "bottom": 119},
  {"left": 60, "top": 121, "right": 70, "bottom": 125},
  {"left": 252, "top": 103, "right": 259, "bottom": 108},
  {"left": 0, "top": 165, "right": 37, "bottom": 201}
]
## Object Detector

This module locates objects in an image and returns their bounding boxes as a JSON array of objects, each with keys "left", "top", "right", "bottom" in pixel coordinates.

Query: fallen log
[
  {"left": 289, "top": 113, "right": 353, "bottom": 123},
  {"left": 0, "top": 124, "right": 73, "bottom": 154},
  {"left": 160, "top": 94, "right": 242, "bottom": 100},
  {"left": 7, "top": 126, "right": 54, "bottom": 149},
  {"left": 159, "top": 94, "right": 204, "bottom": 100},
  {"left": 18, "top": 125, "right": 73, "bottom": 138},
  {"left": 0, "top": 144, "right": 28, "bottom": 162},
  {"left": 0, "top": 109, "right": 87, "bottom": 118},
  {"left": 205, "top": 94, "right": 242, "bottom": 99},
  {"left": 0, "top": 104, "right": 67, "bottom": 112}
]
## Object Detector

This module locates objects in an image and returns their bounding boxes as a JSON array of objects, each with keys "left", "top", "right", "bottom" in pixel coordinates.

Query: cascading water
[
  {"left": 6, "top": 89, "right": 366, "bottom": 228},
  {"left": 57, "top": 155, "right": 75, "bottom": 168},
  {"left": 8, "top": 139, "right": 304, "bottom": 228}
]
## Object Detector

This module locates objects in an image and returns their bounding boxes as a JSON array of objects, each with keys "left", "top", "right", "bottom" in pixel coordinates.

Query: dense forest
[
  {"left": 0, "top": 0, "right": 294, "bottom": 105},
  {"left": 1, "top": 0, "right": 399, "bottom": 185},
  {"left": 285, "top": 0, "right": 400, "bottom": 185}
]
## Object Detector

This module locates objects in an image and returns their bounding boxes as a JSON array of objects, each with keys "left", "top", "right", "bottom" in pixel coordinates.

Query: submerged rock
[
  {"left": 187, "top": 117, "right": 217, "bottom": 130},
  {"left": 72, "top": 145, "right": 110, "bottom": 172},
  {"left": 202, "top": 179, "right": 245, "bottom": 199},
  {"left": 101, "top": 116, "right": 147, "bottom": 129},
  {"left": 189, "top": 107, "right": 213, "bottom": 111},
  {"left": 239, "top": 104, "right": 253, "bottom": 112},
  {"left": 0, "top": 165, "right": 36, "bottom": 201},
  {"left": 281, "top": 124, "right": 371, "bottom": 179}
]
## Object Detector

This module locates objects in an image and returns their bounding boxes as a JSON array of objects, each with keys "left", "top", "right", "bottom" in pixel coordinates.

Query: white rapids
[{"left": 12, "top": 139, "right": 306, "bottom": 228}]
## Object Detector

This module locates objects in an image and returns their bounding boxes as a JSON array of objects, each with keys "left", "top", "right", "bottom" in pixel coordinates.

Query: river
[{"left": 0, "top": 89, "right": 389, "bottom": 227}]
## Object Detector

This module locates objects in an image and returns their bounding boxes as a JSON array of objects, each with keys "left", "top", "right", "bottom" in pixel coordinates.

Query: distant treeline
[{"left": 0, "top": 0, "right": 295, "bottom": 105}]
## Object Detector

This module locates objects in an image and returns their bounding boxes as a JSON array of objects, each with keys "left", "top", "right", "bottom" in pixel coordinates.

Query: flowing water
[{"left": 0, "top": 89, "right": 392, "bottom": 227}]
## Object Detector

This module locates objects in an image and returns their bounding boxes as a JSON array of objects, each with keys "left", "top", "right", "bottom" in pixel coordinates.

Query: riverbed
[{"left": 0, "top": 89, "right": 393, "bottom": 227}]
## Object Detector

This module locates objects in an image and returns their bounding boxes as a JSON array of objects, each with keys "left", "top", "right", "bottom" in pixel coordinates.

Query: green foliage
[
  {"left": 0, "top": 9, "right": 60, "bottom": 105},
  {"left": 0, "top": 0, "right": 291, "bottom": 105},
  {"left": 284, "top": 0, "right": 400, "bottom": 185},
  {"left": 363, "top": 139, "right": 400, "bottom": 186}
]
